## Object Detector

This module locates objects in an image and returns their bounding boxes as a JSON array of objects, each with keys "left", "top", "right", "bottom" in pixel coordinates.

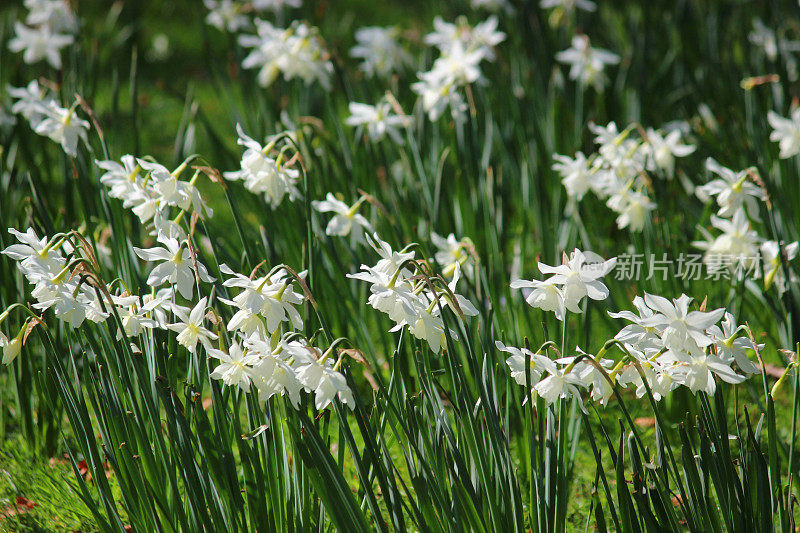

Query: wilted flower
[{"left": 1, "top": 327, "right": 24, "bottom": 366}]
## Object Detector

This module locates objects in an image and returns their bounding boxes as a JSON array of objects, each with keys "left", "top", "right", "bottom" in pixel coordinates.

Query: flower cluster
[
  {"left": 8, "top": 0, "right": 77, "bottom": 69},
  {"left": 609, "top": 294, "right": 759, "bottom": 396},
  {"left": 218, "top": 263, "right": 306, "bottom": 337},
  {"left": 2, "top": 225, "right": 355, "bottom": 411},
  {"left": 412, "top": 16, "right": 505, "bottom": 121},
  {"left": 210, "top": 335, "right": 355, "bottom": 410},
  {"left": 350, "top": 26, "right": 411, "bottom": 80},
  {"left": 552, "top": 122, "right": 695, "bottom": 231},
  {"left": 238, "top": 19, "right": 333, "bottom": 89},
  {"left": 500, "top": 291, "right": 761, "bottom": 410},
  {"left": 349, "top": 234, "right": 478, "bottom": 353},
  {"left": 204, "top": 0, "right": 303, "bottom": 33},
  {"left": 8, "top": 81, "right": 89, "bottom": 157},
  {"left": 2, "top": 228, "right": 107, "bottom": 329},
  {"left": 224, "top": 124, "right": 302, "bottom": 208},
  {"left": 692, "top": 159, "right": 796, "bottom": 290},
  {"left": 96, "top": 154, "right": 213, "bottom": 240},
  {"left": 511, "top": 248, "right": 616, "bottom": 321}
]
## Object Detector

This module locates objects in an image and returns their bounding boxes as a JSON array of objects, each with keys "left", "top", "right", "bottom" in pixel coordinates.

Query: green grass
[{"left": 0, "top": 435, "right": 109, "bottom": 532}]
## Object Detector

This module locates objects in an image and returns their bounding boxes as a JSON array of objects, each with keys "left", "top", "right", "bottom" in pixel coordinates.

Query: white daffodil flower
[
  {"left": 767, "top": 108, "right": 800, "bottom": 159},
  {"left": 555, "top": 35, "right": 619, "bottom": 91},
  {"left": 208, "top": 342, "right": 261, "bottom": 392},
  {"left": 696, "top": 159, "right": 765, "bottom": 219},
  {"left": 33, "top": 102, "right": 89, "bottom": 157},
  {"left": 312, "top": 193, "right": 373, "bottom": 241},
  {"left": 346, "top": 100, "right": 408, "bottom": 145},
  {"left": 350, "top": 26, "right": 411, "bottom": 79},
  {"left": 8, "top": 22, "right": 73, "bottom": 69},
  {"left": 638, "top": 293, "right": 724, "bottom": 353},
  {"left": 167, "top": 297, "right": 218, "bottom": 353},
  {"left": 134, "top": 238, "right": 215, "bottom": 299}
]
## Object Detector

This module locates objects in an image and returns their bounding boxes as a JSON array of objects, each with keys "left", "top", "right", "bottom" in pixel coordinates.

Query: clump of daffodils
[
  {"left": 224, "top": 124, "right": 302, "bottom": 208},
  {"left": 552, "top": 122, "right": 694, "bottom": 232},
  {"left": 238, "top": 19, "right": 334, "bottom": 89},
  {"left": 692, "top": 158, "right": 797, "bottom": 288},
  {"left": 413, "top": 15, "right": 505, "bottom": 121},
  {"left": 208, "top": 335, "right": 355, "bottom": 411},
  {"left": 2, "top": 225, "right": 355, "bottom": 412},
  {"left": 502, "top": 282, "right": 762, "bottom": 409},
  {"left": 511, "top": 248, "right": 616, "bottom": 322},
  {"left": 95, "top": 154, "right": 214, "bottom": 240},
  {"left": 350, "top": 26, "right": 411, "bottom": 79},
  {"left": 8, "top": 0, "right": 77, "bottom": 69},
  {"left": 218, "top": 263, "right": 306, "bottom": 337},
  {"left": 8, "top": 81, "right": 89, "bottom": 157},
  {"left": 349, "top": 234, "right": 478, "bottom": 353}
]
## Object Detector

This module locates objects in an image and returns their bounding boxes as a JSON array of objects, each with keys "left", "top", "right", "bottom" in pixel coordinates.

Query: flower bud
[{"left": 2, "top": 326, "right": 25, "bottom": 365}]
